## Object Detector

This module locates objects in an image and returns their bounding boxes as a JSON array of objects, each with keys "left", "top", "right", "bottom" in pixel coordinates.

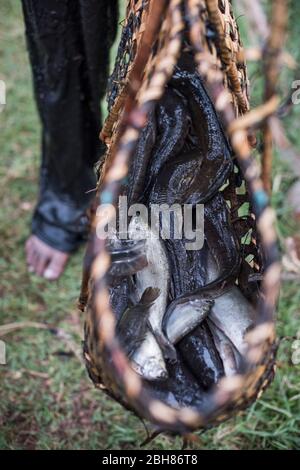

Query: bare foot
[{"left": 25, "top": 235, "right": 69, "bottom": 280}]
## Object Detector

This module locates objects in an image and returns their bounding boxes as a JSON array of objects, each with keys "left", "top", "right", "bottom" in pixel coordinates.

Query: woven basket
[{"left": 79, "top": 0, "right": 282, "bottom": 434}]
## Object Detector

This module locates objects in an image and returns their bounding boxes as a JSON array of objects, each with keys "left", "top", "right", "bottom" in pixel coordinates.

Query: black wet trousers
[{"left": 21, "top": 0, "right": 118, "bottom": 252}]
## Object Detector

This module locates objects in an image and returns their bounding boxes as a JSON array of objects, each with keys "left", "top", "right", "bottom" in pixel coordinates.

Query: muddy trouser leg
[{"left": 21, "top": 0, "right": 118, "bottom": 252}]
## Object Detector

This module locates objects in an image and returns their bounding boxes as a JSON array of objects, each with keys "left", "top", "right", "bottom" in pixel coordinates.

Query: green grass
[{"left": 0, "top": 1, "right": 300, "bottom": 450}]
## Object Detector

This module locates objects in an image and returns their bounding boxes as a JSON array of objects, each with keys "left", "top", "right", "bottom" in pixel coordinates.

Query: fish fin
[
  {"left": 207, "top": 318, "right": 244, "bottom": 374},
  {"left": 140, "top": 287, "right": 161, "bottom": 305},
  {"left": 148, "top": 322, "right": 177, "bottom": 364}
]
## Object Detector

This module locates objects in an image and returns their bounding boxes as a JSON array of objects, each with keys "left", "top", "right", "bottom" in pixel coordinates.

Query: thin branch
[{"left": 262, "top": 0, "right": 288, "bottom": 194}]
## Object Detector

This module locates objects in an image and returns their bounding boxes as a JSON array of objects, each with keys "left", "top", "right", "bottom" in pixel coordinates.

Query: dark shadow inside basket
[{"left": 107, "top": 50, "right": 262, "bottom": 413}]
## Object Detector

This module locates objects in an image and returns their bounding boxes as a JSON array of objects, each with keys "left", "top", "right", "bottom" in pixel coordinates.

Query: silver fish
[
  {"left": 206, "top": 254, "right": 255, "bottom": 374},
  {"left": 131, "top": 334, "right": 168, "bottom": 381},
  {"left": 116, "top": 287, "right": 160, "bottom": 359},
  {"left": 128, "top": 216, "right": 174, "bottom": 380},
  {"left": 206, "top": 319, "right": 242, "bottom": 376},
  {"left": 165, "top": 297, "right": 212, "bottom": 344}
]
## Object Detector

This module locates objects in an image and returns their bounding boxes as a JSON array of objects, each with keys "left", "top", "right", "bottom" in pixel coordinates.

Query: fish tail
[
  {"left": 148, "top": 324, "right": 177, "bottom": 364},
  {"left": 140, "top": 287, "right": 161, "bottom": 305}
]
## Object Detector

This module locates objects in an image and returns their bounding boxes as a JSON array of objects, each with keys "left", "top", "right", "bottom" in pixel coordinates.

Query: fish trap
[{"left": 79, "top": 0, "right": 284, "bottom": 435}]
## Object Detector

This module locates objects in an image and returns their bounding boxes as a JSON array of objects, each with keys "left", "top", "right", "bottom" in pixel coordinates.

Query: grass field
[{"left": 0, "top": 1, "right": 299, "bottom": 450}]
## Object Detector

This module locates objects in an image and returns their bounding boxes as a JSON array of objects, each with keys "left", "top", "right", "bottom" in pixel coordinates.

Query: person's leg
[{"left": 22, "top": 0, "right": 118, "bottom": 279}]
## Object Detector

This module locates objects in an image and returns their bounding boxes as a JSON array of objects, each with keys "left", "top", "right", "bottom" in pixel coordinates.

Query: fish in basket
[{"left": 79, "top": 0, "right": 283, "bottom": 435}]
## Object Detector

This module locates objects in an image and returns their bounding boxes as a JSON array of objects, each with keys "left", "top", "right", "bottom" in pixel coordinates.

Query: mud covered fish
[
  {"left": 128, "top": 89, "right": 190, "bottom": 206},
  {"left": 178, "top": 321, "right": 225, "bottom": 390},
  {"left": 162, "top": 192, "right": 241, "bottom": 346},
  {"left": 127, "top": 106, "right": 157, "bottom": 206},
  {"left": 149, "top": 52, "right": 233, "bottom": 207}
]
